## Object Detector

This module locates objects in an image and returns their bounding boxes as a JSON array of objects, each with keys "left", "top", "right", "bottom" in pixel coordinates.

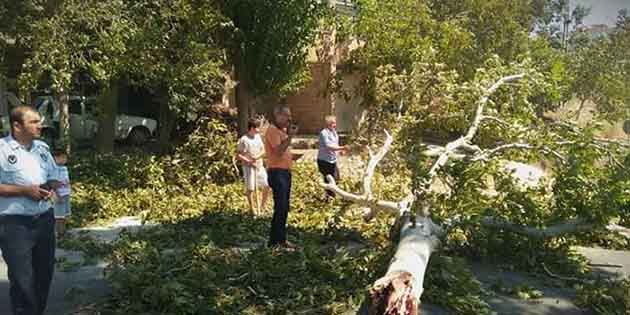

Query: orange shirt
[{"left": 265, "top": 124, "right": 293, "bottom": 170}]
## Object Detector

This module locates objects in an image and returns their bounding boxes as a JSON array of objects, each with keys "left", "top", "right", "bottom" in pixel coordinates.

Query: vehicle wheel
[
  {"left": 41, "top": 129, "right": 56, "bottom": 147},
  {"left": 128, "top": 127, "right": 150, "bottom": 146}
]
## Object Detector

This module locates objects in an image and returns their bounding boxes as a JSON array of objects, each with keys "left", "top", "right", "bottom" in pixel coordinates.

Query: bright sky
[{"left": 573, "top": 0, "right": 630, "bottom": 26}]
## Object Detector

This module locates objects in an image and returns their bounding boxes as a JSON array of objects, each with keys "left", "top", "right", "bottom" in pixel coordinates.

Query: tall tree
[
  {"left": 219, "top": 0, "right": 326, "bottom": 135},
  {"left": 121, "top": 0, "right": 226, "bottom": 152},
  {"left": 20, "top": 0, "right": 227, "bottom": 153},
  {"left": 20, "top": 0, "right": 132, "bottom": 153},
  {"left": 347, "top": 0, "right": 549, "bottom": 140},
  {"left": 566, "top": 10, "right": 630, "bottom": 122}
]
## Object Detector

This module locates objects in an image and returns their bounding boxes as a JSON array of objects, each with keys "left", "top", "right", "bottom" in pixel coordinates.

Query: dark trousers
[
  {"left": 317, "top": 160, "right": 339, "bottom": 198},
  {"left": 0, "top": 210, "right": 56, "bottom": 315},
  {"left": 267, "top": 169, "right": 292, "bottom": 246}
]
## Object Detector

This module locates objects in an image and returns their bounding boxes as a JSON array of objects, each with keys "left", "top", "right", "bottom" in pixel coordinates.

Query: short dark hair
[
  {"left": 247, "top": 118, "right": 261, "bottom": 130},
  {"left": 273, "top": 105, "right": 291, "bottom": 117},
  {"left": 9, "top": 106, "right": 38, "bottom": 131}
]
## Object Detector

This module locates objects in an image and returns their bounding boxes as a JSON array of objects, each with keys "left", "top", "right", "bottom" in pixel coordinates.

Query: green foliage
[
  {"left": 427, "top": 0, "right": 535, "bottom": 77},
  {"left": 528, "top": 37, "right": 573, "bottom": 113},
  {"left": 19, "top": 0, "right": 227, "bottom": 122},
  {"left": 576, "top": 278, "right": 630, "bottom": 315},
  {"left": 347, "top": 0, "right": 543, "bottom": 103},
  {"left": 20, "top": 0, "right": 132, "bottom": 92},
  {"left": 424, "top": 255, "right": 492, "bottom": 315},
  {"left": 68, "top": 117, "right": 237, "bottom": 227},
  {"left": 66, "top": 145, "right": 494, "bottom": 314},
  {"left": 122, "top": 0, "right": 227, "bottom": 115},
  {"left": 165, "top": 117, "right": 238, "bottom": 186},
  {"left": 490, "top": 282, "right": 544, "bottom": 300},
  {"left": 0, "top": 0, "right": 52, "bottom": 76},
  {"left": 220, "top": 0, "right": 326, "bottom": 96},
  {"left": 565, "top": 16, "right": 630, "bottom": 122},
  {"left": 57, "top": 233, "right": 114, "bottom": 266}
]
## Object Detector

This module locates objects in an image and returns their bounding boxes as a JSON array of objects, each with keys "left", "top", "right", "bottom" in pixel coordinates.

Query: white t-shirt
[{"left": 237, "top": 134, "right": 265, "bottom": 169}]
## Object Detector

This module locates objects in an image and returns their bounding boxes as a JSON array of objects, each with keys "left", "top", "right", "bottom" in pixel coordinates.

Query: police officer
[{"left": 0, "top": 106, "right": 60, "bottom": 315}]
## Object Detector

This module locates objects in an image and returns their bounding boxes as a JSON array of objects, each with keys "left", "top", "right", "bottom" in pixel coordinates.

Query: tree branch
[
  {"left": 481, "top": 115, "right": 510, "bottom": 127},
  {"left": 319, "top": 175, "right": 406, "bottom": 214},
  {"left": 464, "top": 74, "right": 525, "bottom": 141},
  {"left": 363, "top": 130, "right": 394, "bottom": 200},
  {"left": 416, "top": 74, "right": 526, "bottom": 196},
  {"left": 480, "top": 217, "right": 630, "bottom": 240}
]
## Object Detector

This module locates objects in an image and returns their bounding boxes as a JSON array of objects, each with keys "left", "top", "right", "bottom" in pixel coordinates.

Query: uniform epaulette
[{"left": 33, "top": 139, "right": 50, "bottom": 150}]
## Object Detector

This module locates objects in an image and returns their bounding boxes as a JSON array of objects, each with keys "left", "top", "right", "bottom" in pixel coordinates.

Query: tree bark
[
  {"left": 234, "top": 48, "right": 251, "bottom": 136},
  {"left": 158, "top": 95, "right": 176, "bottom": 153},
  {"left": 363, "top": 216, "right": 441, "bottom": 315},
  {"left": 55, "top": 89, "right": 70, "bottom": 155},
  {"left": 96, "top": 80, "right": 118, "bottom": 153},
  {"left": 0, "top": 73, "right": 6, "bottom": 116}
]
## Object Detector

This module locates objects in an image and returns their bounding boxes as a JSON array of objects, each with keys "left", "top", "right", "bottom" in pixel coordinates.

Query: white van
[{"left": 35, "top": 95, "right": 158, "bottom": 145}]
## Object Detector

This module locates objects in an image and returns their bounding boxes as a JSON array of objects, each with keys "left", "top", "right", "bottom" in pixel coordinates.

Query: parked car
[{"left": 34, "top": 95, "right": 158, "bottom": 145}]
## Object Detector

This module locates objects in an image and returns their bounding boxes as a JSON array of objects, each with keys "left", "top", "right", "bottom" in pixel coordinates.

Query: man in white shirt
[
  {"left": 0, "top": 106, "right": 60, "bottom": 315},
  {"left": 317, "top": 115, "right": 347, "bottom": 198}
]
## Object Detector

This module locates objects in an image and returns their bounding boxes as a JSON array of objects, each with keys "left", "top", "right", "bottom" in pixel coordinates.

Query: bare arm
[
  {"left": 321, "top": 131, "right": 346, "bottom": 151},
  {"left": 0, "top": 184, "right": 50, "bottom": 200},
  {"left": 272, "top": 136, "right": 292, "bottom": 156},
  {"left": 236, "top": 152, "right": 254, "bottom": 165},
  {"left": 251, "top": 151, "right": 265, "bottom": 160},
  {"left": 326, "top": 144, "right": 347, "bottom": 151},
  {"left": 0, "top": 184, "right": 28, "bottom": 197}
]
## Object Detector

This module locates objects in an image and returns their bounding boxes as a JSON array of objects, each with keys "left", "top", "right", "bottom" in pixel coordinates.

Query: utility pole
[{"left": 562, "top": 0, "right": 571, "bottom": 51}]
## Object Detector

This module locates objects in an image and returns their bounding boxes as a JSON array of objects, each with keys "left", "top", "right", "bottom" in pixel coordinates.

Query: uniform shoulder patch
[{"left": 33, "top": 140, "right": 50, "bottom": 150}]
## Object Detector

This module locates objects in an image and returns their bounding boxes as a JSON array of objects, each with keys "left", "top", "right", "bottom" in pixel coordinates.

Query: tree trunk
[
  {"left": 0, "top": 73, "right": 7, "bottom": 116},
  {"left": 96, "top": 81, "right": 118, "bottom": 153},
  {"left": 363, "top": 216, "right": 441, "bottom": 315},
  {"left": 235, "top": 70, "right": 250, "bottom": 136},
  {"left": 158, "top": 94, "right": 176, "bottom": 153},
  {"left": 56, "top": 89, "right": 70, "bottom": 155}
]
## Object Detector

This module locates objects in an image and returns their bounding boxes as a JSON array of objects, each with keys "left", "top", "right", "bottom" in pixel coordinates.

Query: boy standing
[
  {"left": 237, "top": 118, "right": 270, "bottom": 215},
  {"left": 53, "top": 149, "right": 71, "bottom": 236}
]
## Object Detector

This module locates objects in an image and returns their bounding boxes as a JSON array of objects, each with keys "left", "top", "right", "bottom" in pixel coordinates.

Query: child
[
  {"left": 236, "top": 118, "right": 271, "bottom": 215},
  {"left": 53, "top": 149, "right": 71, "bottom": 236}
]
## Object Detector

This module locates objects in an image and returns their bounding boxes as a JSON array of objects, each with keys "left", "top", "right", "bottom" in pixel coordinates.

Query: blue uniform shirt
[
  {"left": 317, "top": 128, "right": 339, "bottom": 163},
  {"left": 0, "top": 136, "right": 59, "bottom": 216}
]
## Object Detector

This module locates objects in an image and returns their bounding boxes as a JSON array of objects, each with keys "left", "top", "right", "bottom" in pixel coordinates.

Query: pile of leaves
[
  {"left": 96, "top": 162, "right": 497, "bottom": 314},
  {"left": 65, "top": 115, "right": 629, "bottom": 314},
  {"left": 68, "top": 117, "right": 238, "bottom": 227},
  {"left": 576, "top": 278, "right": 630, "bottom": 315},
  {"left": 66, "top": 123, "right": 495, "bottom": 314}
]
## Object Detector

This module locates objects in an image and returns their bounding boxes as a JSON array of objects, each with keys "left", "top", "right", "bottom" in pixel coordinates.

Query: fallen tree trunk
[
  {"left": 318, "top": 74, "right": 529, "bottom": 315},
  {"left": 364, "top": 216, "right": 442, "bottom": 315}
]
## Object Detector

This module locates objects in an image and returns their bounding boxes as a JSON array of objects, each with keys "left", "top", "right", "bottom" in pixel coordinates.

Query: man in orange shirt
[{"left": 264, "top": 105, "right": 299, "bottom": 251}]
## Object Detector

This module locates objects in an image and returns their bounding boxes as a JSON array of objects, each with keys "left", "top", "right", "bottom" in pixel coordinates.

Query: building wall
[
  {"left": 335, "top": 71, "right": 363, "bottom": 133},
  {"left": 284, "top": 62, "right": 332, "bottom": 134}
]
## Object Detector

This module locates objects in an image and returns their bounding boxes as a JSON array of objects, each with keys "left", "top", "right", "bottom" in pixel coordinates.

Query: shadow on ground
[{"left": 96, "top": 210, "right": 383, "bottom": 314}]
